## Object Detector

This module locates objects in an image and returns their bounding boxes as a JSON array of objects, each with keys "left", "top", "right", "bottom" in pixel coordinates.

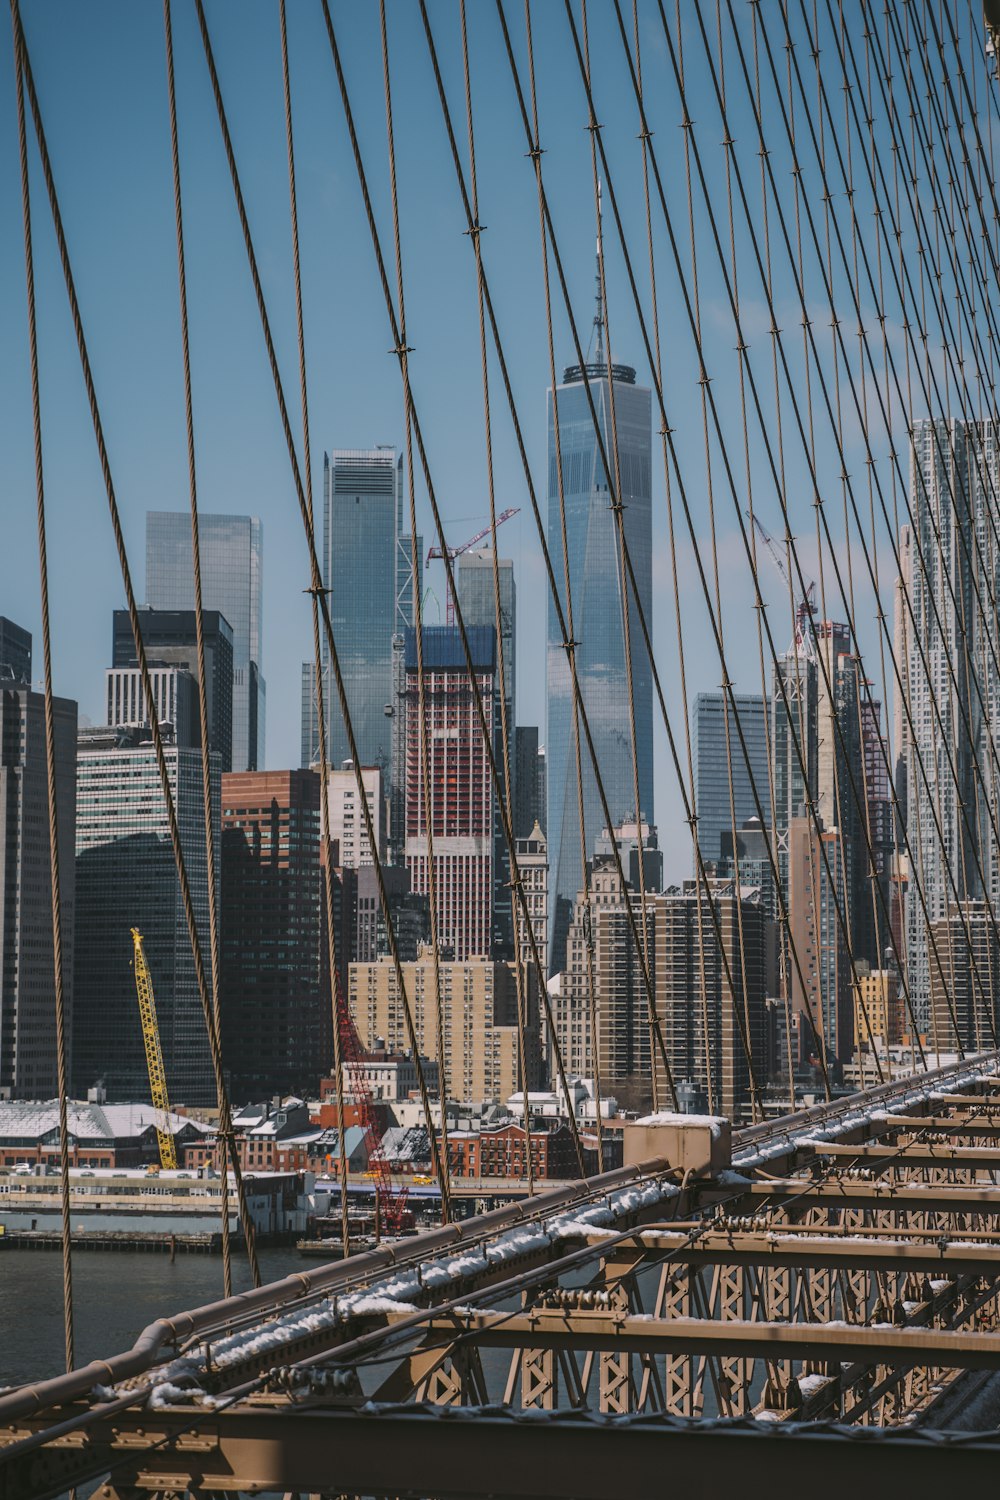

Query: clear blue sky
[{"left": 0, "top": 1, "right": 986, "bottom": 879}]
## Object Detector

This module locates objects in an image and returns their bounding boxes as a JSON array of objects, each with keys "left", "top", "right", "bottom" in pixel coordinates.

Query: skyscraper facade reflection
[{"left": 545, "top": 354, "right": 653, "bottom": 971}]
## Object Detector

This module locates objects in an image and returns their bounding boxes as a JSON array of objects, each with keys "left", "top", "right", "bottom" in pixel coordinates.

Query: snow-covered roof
[
  {"left": 380, "top": 1125, "right": 431, "bottom": 1163},
  {"left": 0, "top": 1099, "right": 208, "bottom": 1144}
]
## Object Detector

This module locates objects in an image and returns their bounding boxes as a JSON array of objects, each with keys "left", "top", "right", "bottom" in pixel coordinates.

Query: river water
[{"left": 0, "top": 1246, "right": 315, "bottom": 1390}]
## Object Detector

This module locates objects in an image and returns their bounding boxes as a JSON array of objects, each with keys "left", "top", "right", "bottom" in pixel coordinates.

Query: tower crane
[
  {"left": 746, "top": 512, "right": 818, "bottom": 661},
  {"left": 130, "top": 928, "right": 178, "bottom": 1171},
  {"left": 426, "top": 508, "right": 520, "bottom": 625}
]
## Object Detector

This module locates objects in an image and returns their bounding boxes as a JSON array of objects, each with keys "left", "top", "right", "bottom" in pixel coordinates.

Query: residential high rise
[
  {"left": 0, "top": 674, "right": 76, "bottom": 1098},
  {"left": 772, "top": 651, "right": 819, "bottom": 901},
  {"left": 657, "top": 879, "right": 768, "bottom": 1122},
  {"left": 594, "top": 818, "right": 663, "bottom": 893},
  {"left": 0, "top": 618, "right": 31, "bottom": 685},
  {"left": 220, "top": 770, "right": 326, "bottom": 1098},
  {"left": 546, "top": 341, "right": 653, "bottom": 973},
  {"left": 928, "top": 902, "right": 999, "bottom": 1057},
  {"left": 693, "top": 693, "right": 770, "bottom": 865},
  {"left": 300, "top": 448, "right": 420, "bottom": 774},
  {"left": 350, "top": 948, "right": 541, "bottom": 1104},
  {"left": 326, "top": 764, "right": 385, "bottom": 868},
  {"left": 404, "top": 625, "right": 497, "bottom": 961},
  {"left": 73, "top": 734, "right": 218, "bottom": 1104},
  {"left": 113, "top": 607, "right": 234, "bottom": 771},
  {"left": 455, "top": 549, "right": 515, "bottom": 729},
  {"left": 904, "top": 420, "right": 1000, "bottom": 1028},
  {"left": 145, "top": 512, "right": 264, "bottom": 771}
]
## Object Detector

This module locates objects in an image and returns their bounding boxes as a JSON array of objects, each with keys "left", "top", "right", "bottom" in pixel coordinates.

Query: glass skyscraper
[
  {"left": 73, "top": 732, "right": 219, "bottom": 1105},
  {"left": 300, "top": 448, "right": 420, "bottom": 773},
  {"left": 146, "top": 513, "right": 265, "bottom": 772},
  {"left": 693, "top": 692, "right": 770, "bottom": 866},
  {"left": 546, "top": 354, "right": 653, "bottom": 971}
]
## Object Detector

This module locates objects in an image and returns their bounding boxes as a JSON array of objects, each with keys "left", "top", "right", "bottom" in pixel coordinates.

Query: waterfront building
[
  {"left": 221, "top": 770, "right": 326, "bottom": 1099},
  {"left": 73, "top": 736, "right": 218, "bottom": 1105},
  {"left": 349, "top": 947, "right": 541, "bottom": 1105},
  {"left": 546, "top": 341, "right": 653, "bottom": 972},
  {"left": 0, "top": 671, "right": 76, "bottom": 1099},
  {"left": 145, "top": 513, "right": 264, "bottom": 771}
]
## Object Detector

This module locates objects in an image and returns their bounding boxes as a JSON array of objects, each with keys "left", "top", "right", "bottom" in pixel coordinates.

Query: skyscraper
[
  {"left": 0, "top": 664, "right": 76, "bottom": 1099},
  {"left": 693, "top": 693, "right": 770, "bottom": 866},
  {"left": 404, "top": 625, "right": 496, "bottom": 960},
  {"left": 146, "top": 513, "right": 264, "bottom": 772},
  {"left": 73, "top": 731, "right": 218, "bottom": 1105},
  {"left": 301, "top": 448, "right": 420, "bottom": 774},
  {"left": 111, "top": 608, "right": 233, "bottom": 767},
  {"left": 0, "top": 618, "right": 31, "bottom": 686},
  {"left": 546, "top": 341, "right": 653, "bottom": 971},
  {"left": 904, "top": 419, "right": 1000, "bottom": 1028},
  {"left": 455, "top": 548, "right": 515, "bottom": 729},
  {"left": 220, "top": 770, "right": 326, "bottom": 1098}
]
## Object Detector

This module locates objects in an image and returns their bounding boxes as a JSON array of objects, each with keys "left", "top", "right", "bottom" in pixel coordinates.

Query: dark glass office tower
[
  {"left": 546, "top": 352, "right": 653, "bottom": 971},
  {"left": 0, "top": 618, "right": 32, "bottom": 686},
  {"left": 146, "top": 513, "right": 264, "bottom": 771},
  {"left": 112, "top": 608, "right": 234, "bottom": 771},
  {"left": 300, "top": 448, "right": 420, "bottom": 774},
  {"left": 693, "top": 693, "right": 770, "bottom": 865}
]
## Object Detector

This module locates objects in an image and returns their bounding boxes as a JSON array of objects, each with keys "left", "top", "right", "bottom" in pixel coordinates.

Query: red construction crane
[
  {"left": 333, "top": 971, "right": 411, "bottom": 1237},
  {"left": 426, "top": 509, "right": 520, "bottom": 624}
]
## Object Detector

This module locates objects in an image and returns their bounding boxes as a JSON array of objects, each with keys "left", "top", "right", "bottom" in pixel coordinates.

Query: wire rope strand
[
  {"left": 11, "top": 0, "right": 262, "bottom": 1288},
  {"left": 277, "top": 0, "right": 350, "bottom": 1257},
  {"left": 523, "top": 0, "right": 606, "bottom": 1156},
  {"left": 162, "top": 0, "right": 235, "bottom": 1298},
  {"left": 323, "top": 0, "right": 593, "bottom": 1163},
  {"left": 377, "top": 0, "right": 453, "bottom": 1217},
  {"left": 457, "top": 0, "right": 536, "bottom": 1178},
  {"left": 193, "top": 0, "right": 453, "bottom": 1214},
  {"left": 10, "top": 3, "right": 74, "bottom": 1378}
]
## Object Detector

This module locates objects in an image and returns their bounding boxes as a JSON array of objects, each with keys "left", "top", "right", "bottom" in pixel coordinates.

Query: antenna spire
[{"left": 595, "top": 180, "right": 605, "bottom": 363}]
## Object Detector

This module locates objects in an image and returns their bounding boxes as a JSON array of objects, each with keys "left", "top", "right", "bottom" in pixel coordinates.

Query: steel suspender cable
[
  {"left": 10, "top": 5, "right": 74, "bottom": 1381},
  {"left": 191, "top": 0, "right": 454, "bottom": 1219},
  {"left": 422, "top": 0, "right": 682, "bottom": 1113},
  {"left": 377, "top": 0, "right": 453, "bottom": 1213},
  {"left": 162, "top": 0, "right": 236, "bottom": 1298},
  {"left": 456, "top": 0, "right": 536, "bottom": 1179},
  {"left": 322, "top": 0, "right": 594, "bottom": 1156},
  {"left": 277, "top": 0, "right": 351, "bottom": 1257},
  {"left": 10, "top": 0, "right": 263, "bottom": 1287},
  {"left": 523, "top": 0, "right": 607, "bottom": 1152}
]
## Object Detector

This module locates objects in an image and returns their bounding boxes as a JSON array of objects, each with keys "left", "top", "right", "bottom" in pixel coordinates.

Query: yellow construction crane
[{"left": 130, "top": 928, "right": 178, "bottom": 1171}]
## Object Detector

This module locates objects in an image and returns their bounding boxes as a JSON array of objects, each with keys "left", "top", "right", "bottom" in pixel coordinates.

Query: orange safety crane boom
[{"left": 747, "top": 511, "right": 818, "bottom": 661}]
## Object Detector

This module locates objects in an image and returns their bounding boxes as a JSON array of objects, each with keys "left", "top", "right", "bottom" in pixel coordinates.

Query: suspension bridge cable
[
  {"left": 162, "top": 0, "right": 236, "bottom": 1296},
  {"left": 191, "top": 0, "right": 454, "bottom": 1218},
  {"left": 456, "top": 0, "right": 536, "bottom": 1178},
  {"left": 321, "top": 0, "right": 593, "bottom": 1158},
  {"left": 11, "top": 0, "right": 263, "bottom": 1286},
  {"left": 277, "top": 0, "right": 351, "bottom": 1255},
  {"left": 376, "top": 0, "right": 454, "bottom": 1212},
  {"left": 10, "top": 1, "right": 75, "bottom": 1379}
]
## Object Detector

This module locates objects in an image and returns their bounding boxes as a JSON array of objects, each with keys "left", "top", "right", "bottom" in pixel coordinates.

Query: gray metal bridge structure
[
  {"left": 7, "top": 0, "right": 1000, "bottom": 1491},
  {"left": 8, "top": 1055, "right": 1000, "bottom": 1495}
]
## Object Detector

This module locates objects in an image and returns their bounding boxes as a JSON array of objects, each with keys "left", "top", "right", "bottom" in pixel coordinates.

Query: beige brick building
[{"left": 349, "top": 947, "right": 541, "bottom": 1105}]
